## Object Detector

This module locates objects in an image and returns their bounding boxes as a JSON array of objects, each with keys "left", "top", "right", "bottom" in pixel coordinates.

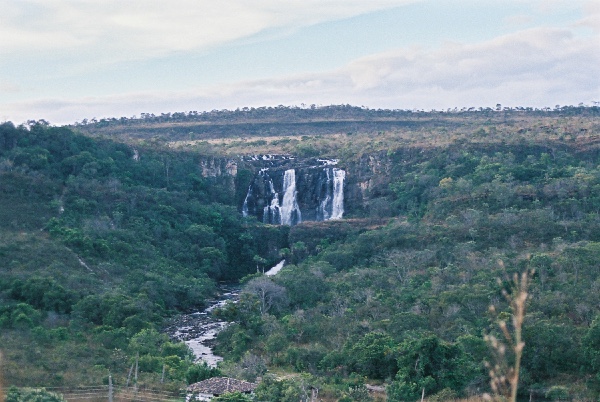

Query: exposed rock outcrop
[
  {"left": 241, "top": 156, "right": 345, "bottom": 224},
  {"left": 238, "top": 152, "right": 399, "bottom": 223},
  {"left": 200, "top": 157, "right": 238, "bottom": 178}
]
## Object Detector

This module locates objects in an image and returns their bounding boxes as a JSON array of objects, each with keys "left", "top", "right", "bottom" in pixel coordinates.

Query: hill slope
[{"left": 1, "top": 106, "right": 600, "bottom": 400}]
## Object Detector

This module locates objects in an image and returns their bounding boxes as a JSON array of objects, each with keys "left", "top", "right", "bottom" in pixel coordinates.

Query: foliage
[
  {"left": 5, "top": 387, "right": 66, "bottom": 402},
  {"left": 545, "top": 386, "right": 570, "bottom": 401},
  {"left": 186, "top": 362, "right": 222, "bottom": 384},
  {"left": 2, "top": 108, "right": 600, "bottom": 399},
  {"left": 253, "top": 374, "right": 317, "bottom": 402},
  {"left": 388, "top": 335, "right": 475, "bottom": 401},
  {"left": 0, "top": 121, "right": 285, "bottom": 387},
  {"left": 211, "top": 391, "right": 253, "bottom": 402},
  {"left": 338, "top": 385, "right": 373, "bottom": 402},
  {"left": 345, "top": 332, "right": 396, "bottom": 379},
  {"left": 207, "top": 108, "right": 600, "bottom": 400}
]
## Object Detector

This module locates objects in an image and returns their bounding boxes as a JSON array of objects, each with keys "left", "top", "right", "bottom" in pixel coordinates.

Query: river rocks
[{"left": 164, "top": 286, "right": 239, "bottom": 367}]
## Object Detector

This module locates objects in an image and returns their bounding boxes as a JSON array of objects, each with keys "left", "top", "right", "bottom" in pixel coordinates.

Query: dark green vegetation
[
  {"left": 210, "top": 107, "right": 600, "bottom": 400},
  {"left": 5, "top": 387, "right": 66, "bottom": 402},
  {"left": 0, "top": 121, "right": 286, "bottom": 388},
  {"left": 2, "top": 106, "right": 600, "bottom": 401}
]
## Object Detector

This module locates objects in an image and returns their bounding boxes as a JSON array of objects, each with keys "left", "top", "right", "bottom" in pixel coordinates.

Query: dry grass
[{"left": 165, "top": 114, "right": 600, "bottom": 158}]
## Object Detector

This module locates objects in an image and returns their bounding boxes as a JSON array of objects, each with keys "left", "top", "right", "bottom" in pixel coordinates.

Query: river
[{"left": 164, "top": 285, "right": 240, "bottom": 367}]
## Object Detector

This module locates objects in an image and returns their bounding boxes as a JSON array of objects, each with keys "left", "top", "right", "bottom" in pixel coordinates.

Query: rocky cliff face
[
  {"left": 241, "top": 156, "right": 346, "bottom": 225},
  {"left": 343, "top": 150, "right": 395, "bottom": 217},
  {"left": 200, "top": 157, "right": 238, "bottom": 178},
  {"left": 200, "top": 152, "right": 397, "bottom": 222},
  {"left": 238, "top": 152, "right": 398, "bottom": 223}
]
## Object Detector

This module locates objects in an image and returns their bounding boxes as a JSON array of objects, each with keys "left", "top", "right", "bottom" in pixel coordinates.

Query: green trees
[
  {"left": 583, "top": 315, "right": 600, "bottom": 386},
  {"left": 186, "top": 362, "right": 222, "bottom": 384},
  {"left": 6, "top": 387, "right": 66, "bottom": 402},
  {"left": 2, "top": 109, "right": 600, "bottom": 396},
  {"left": 0, "top": 121, "right": 293, "bottom": 386},
  {"left": 212, "top": 392, "right": 252, "bottom": 402},
  {"left": 522, "top": 318, "right": 583, "bottom": 382},
  {"left": 0, "top": 303, "right": 42, "bottom": 329},
  {"left": 253, "top": 374, "right": 317, "bottom": 402},
  {"left": 8, "top": 277, "right": 78, "bottom": 314},
  {"left": 346, "top": 332, "right": 396, "bottom": 379},
  {"left": 387, "top": 335, "right": 475, "bottom": 401}
]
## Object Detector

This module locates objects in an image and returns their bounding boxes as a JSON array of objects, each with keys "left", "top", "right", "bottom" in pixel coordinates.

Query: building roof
[{"left": 187, "top": 377, "right": 257, "bottom": 395}]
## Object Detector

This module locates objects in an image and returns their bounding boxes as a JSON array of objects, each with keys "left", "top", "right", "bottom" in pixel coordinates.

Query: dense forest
[
  {"left": 0, "top": 120, "right": 288, "bottom": 389},
  {"left": 1, "top": 106, "right": 600, "bottom": 401}
]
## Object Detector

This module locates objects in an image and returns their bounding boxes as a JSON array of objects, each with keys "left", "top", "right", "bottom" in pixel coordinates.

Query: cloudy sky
[{"left": 1, "top": 0, "right": 598, "bottom": 125}]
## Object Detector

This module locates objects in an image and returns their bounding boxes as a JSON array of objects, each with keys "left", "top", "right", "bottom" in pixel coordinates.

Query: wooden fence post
[
  {"left": 108, "top": 374, "right": 113, "bottom": 402},
  {"left": 134, "top": 353, "right": 139, "bottom": 393},
  {"left": 126, "top": 361, "right": 134, "bottom": 388}
]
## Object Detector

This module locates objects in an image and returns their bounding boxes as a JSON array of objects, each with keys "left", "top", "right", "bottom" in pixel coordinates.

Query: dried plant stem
[
  {"left": 509, "top": 271, "right": 528, "bottom": 402},
  {"left": 485, "top": 269, "right": 532, "bottom": 402}
]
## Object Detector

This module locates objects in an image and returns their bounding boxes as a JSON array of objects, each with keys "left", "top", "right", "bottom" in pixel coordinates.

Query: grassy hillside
[
  {"left": 74, "top": 105, "right": 600, "bottom": 157},
  {"left": 1, "top": 106, "right": 600, "bottom": 400}
]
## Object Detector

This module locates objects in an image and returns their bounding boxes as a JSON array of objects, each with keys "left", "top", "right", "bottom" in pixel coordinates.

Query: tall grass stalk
[{"left": 484, "top": 268, "right": 533, "bottom": 402}]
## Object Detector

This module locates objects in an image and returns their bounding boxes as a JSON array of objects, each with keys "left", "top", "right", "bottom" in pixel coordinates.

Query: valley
[{"left": 1, "top": 105, "right": 600, "bottom": 401}]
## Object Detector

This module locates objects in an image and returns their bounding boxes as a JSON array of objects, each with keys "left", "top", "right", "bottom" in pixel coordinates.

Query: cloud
[
  {"left": 0, "top": 81, "right": 20, "bottom": 93},
  {"left": 503, "top": 14, "right": 533, "bottom": 27},
  {"left": 2, "top": 26, "right": 598, "bottom": 125},
  {"left": 576, "top": 1, "right": 600, "bottom": 32},
  {"left": 0, "top": 0, "right": 417, "bottom": 61},
  {"left": 344, "top": 28, "right": 597, "bottom": 91}
]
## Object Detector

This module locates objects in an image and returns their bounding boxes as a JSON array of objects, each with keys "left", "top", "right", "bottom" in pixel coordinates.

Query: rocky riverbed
[{"left": 164, "top": 285, "right": 240, "bottom": 367}]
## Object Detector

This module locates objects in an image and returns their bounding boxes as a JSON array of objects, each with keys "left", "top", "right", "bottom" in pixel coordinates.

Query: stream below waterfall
[{"left": 164, "top": 285, "right": 240, "bottom": 367}]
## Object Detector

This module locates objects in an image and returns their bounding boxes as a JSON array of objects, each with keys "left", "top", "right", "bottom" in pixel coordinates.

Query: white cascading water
[
  {"left": 265, "top": 259, "right": 285, "bottom": 276},
  {"left": 280, "top": 169, "right": 302, "bottom": 225},
  {"left": 318, "top": 169, "right": 333, "bottom": 221},
  {"left": 331, "top": 168, "right": 345, "bottom": 219},
  {"left": 263, "top": 179, "right": 281, "bottom": 224},
  {"left": 242, "top": 189, "right": 251, "bottom": 217}
]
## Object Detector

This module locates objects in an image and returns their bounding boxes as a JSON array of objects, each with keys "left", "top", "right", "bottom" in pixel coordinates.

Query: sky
[{"left": 0, "top": 0, "right": 598, "bottom": 125}]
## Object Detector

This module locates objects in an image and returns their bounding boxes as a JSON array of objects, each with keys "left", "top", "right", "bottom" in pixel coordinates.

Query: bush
[
  {"left": 212, "top": 391, "right": 253, "bottom": 402},
  {"left": 428, "top": 388, "right": 458, "bottom": 401},
  {"left": 186, "top": 362, "right": 222, "bottom": 384},
  {"left": 545, "top": 385, "right": 569, "bottom": 401},
  {"left": 6, "top": 387, "right": 66, "bottom": 402},
  {"left": 339, "top": 385, "right": 372, "bottom": 402}
]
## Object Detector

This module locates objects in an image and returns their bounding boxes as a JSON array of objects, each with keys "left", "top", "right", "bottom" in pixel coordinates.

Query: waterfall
[
  {"left": 331, "top": 168, "right": 345, "bottom": 219},
  {"left": 265, "top": 259, "right": 285, "bottom": 276},
  {"left": 242, "top": 188, "right": 251, "bottom": 217},
  {"left": 316, "top": 168, "right": 345, "bottom": 221},
  {"left": 280, "top": 169, "right": 301, "bottom": 226},
  {"left": 242, "top": 164, "right": 344, "bottom": 224},
  {"left": 317, "top": 169, "right": 333, "bottom": 221},
  {"left": 263, "top": 179, "right": 281, "bottom": 224}
]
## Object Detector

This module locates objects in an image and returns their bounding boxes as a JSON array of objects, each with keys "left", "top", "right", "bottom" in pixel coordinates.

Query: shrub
[
  {"left": 6, "top": 387, "right": 66, "bottom": 402},
  {"left": 545, "top": 386, "right": 569, "bottom": 401},
  {"left": 212, "top": 391, "right": 252, "bottom": 402}
]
